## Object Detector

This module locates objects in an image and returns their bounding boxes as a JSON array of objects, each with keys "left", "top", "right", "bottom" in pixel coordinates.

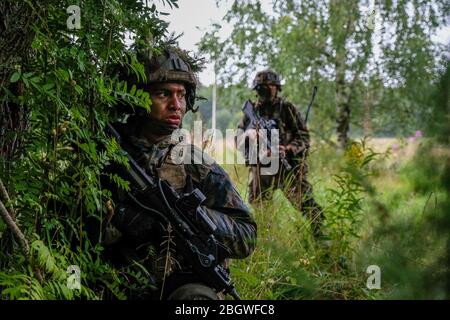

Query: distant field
[{"left": 197, "top": 136, "right": 425, "bottom": 165}]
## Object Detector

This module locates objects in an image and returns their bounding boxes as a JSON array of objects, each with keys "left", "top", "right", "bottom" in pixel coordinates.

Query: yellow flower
[{"left": 345, "top": 142, "right": 364, "bottom": 166}]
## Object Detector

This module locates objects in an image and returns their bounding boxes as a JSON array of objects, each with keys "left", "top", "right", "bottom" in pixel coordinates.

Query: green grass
[
  {"left": 1, "top": 138, "right": 447, "bottom": 300},
  {"left": 221, "top": 138, "right": 449, "bottom": 300}
]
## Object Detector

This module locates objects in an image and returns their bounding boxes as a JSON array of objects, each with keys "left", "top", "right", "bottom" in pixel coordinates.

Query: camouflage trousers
[{"left": 248, "top": 162, "right": 323, "bottom": 237}]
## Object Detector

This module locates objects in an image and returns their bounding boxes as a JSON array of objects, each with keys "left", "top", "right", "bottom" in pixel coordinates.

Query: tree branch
[
  {"left": 0, "top": 177, "right": 16, "bottom": 220},
  {"left": 0, "top": 195, "right": 43, "bottom": 282},
  {"left": 0, "top": 199, "right": 29, "bottom": 257}
]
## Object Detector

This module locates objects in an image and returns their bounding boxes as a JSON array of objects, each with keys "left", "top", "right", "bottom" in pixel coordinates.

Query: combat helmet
[
  {"left": 118, "top": 44, "right": 202, "bottom": 112},
  {"left": 252, "top": 69, "right": 282, "bottom": 91}
]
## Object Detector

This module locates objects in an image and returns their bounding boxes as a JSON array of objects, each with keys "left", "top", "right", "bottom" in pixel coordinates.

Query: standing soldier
[
  {"left": 99, "top": 45, "right": 257, "bottom": 300},
  {"left": 237, "top": 69, "right": 323, "bottom": 237}
]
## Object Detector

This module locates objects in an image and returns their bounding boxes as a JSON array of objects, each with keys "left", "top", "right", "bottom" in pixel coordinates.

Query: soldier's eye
[{"left": 154, "top": 90, "right": 171, "bottom": 98}]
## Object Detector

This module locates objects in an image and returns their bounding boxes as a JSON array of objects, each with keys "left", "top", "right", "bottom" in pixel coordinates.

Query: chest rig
[{"left": 121, "top": 134, "right": 186, "bottom": 192}]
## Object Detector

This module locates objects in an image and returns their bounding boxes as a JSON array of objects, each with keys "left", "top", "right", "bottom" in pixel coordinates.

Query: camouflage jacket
[
  {"left": 103, "top": 122, "right": 257, "bottom": 281},
  {"left": 238, "top": 97, "right": 310, "bottom": 161}
]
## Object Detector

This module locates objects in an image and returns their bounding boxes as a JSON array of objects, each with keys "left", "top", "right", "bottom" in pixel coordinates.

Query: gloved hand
[{"left": 111, "top": 203, "right": 162, "bottom": 245}]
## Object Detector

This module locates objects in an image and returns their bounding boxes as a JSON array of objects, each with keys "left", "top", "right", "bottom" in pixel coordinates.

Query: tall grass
[
  {"left": 223, "top": 136, "right": 448, "bottom": 299},
  {"left": 1, "top": 136, "right": 447, "bottom": 299}
]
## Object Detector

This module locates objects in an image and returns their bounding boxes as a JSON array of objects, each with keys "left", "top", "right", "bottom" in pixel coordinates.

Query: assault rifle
[
  {"left": 242, "top": 100, "right": 292, "bottom": 171},
  {"left": 304, "top": 86, "right": 318, "bottom": 124},
  {"left": 106, "top": 123, "right": 241, "bottom": 300}
]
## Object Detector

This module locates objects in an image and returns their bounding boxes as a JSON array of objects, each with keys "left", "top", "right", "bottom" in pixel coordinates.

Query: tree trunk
[
  {"left": 330, "top": 0, "right": 355, "bottom": 150},
  {"left": 336, "top": 98, "right": 350, "bottom": 149},
  {"left": 0, "top": 1, "right": 40, "bottom": 259},
  {"left": 335, "top": 55, "right": 350, "bottom": 149},
  {"left": 0, "top": 1, "right": 39, "bottom": 165},
  {"left": 364, "top": 90, "right": 372, "bottom": 137}
]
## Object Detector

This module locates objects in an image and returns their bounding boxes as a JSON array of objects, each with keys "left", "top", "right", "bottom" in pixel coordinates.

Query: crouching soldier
[{"left": 101, "top": 45, "right": 257, "bottom": 300}]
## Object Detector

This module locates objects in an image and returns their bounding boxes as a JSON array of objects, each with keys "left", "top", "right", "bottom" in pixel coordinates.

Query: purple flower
[{"left": 415, "top": 130, "right": 423, "bottom": 138}]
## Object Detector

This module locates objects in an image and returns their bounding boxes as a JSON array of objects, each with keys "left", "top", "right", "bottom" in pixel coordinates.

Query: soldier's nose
[{"left": 169, "top": 94, "right": 183, "bottom": 111}]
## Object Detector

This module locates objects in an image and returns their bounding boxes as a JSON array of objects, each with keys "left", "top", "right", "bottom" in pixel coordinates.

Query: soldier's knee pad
[{"left": 167, "top": 283, "right": 221, "bottom": 300}]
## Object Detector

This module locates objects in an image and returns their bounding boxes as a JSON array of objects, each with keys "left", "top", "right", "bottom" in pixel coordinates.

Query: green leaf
[
  {"left": 10, "top": 72, "right": 21, "bottom": 83},
  {"left": 43, "top": 83, "right": 55, "bottom": 91},
  {"left": 130, "top": 84, "right": 137, "bottom": 96}
]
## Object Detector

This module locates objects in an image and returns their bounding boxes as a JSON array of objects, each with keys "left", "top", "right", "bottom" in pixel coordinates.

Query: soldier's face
[
  {"left": 147, "top": 82, "right": 187, "bottom": 130},
  {"left": 257, "top": 84, "right": 278, "bottom": 101},
  {"left": 267, "top": 84, "right": 278, "bottom": 98}
]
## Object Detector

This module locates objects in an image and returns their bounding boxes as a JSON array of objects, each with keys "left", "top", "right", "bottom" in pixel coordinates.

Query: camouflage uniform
[
  {"left": 95, "top": 46, "right": 257, "bottom": 300},
  {"left": 103, "top": 120, "right": 257, "bottom": 299},
  {"left": 238, "top": 72, "right": 323, "bottom": 236}
]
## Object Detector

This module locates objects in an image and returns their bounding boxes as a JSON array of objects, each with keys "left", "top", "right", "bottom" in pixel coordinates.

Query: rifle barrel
[{"left": 305, "top": 86, "right": 318, "bottom": 124}]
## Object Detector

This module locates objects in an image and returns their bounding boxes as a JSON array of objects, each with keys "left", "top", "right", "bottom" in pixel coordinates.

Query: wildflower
[
  {"left": 345, "top": 142, "right": 364, "bottom": 166},
  {"left": 299, "top": 258, "right": 310, "bottom": 266}
]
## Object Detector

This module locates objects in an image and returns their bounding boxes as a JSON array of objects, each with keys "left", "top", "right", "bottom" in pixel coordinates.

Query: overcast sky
[
  {"left": 159, "top": 0, "right": 450, "bottom": 86},
  {"left": 158, "top": 0, "right": 233, "bottom": 86}
]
